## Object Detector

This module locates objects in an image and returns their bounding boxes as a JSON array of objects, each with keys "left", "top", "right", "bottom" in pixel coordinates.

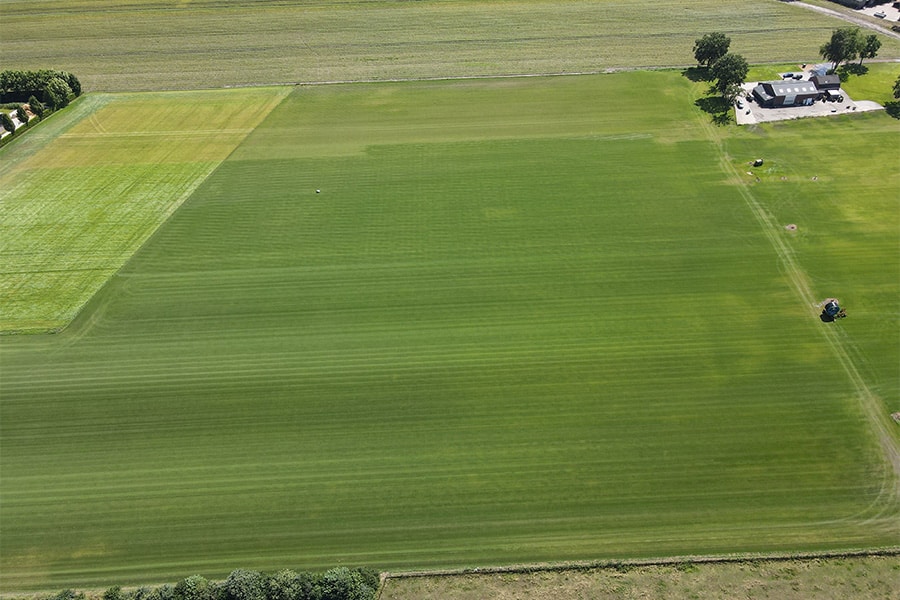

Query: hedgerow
[{"left": 39, "top": 569, "right": 378, "bottom": 600}]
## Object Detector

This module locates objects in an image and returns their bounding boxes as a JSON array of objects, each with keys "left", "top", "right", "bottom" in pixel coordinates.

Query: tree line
[
  {"left": 0, "top": 70, "right": 83, "bottom": 139},
  {"left": 0, "top": 69, "right": 82, "bottom": 109},
  {"left": 692, "top": 33, "right": 749, "bottom": 103},
  {"left": 44, "top": 568, "right": 379, "bottom": 600}
]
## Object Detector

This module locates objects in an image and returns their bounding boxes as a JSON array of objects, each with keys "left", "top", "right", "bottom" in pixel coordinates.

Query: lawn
[
  {"left": 0, "top": 87, "right": 289, "bottom": 333},
  {"left": 1, "top": 72, "right": 897, "bottom": 592},
  {"left": 3, "top": 0, "right": 900, "bottom": 91}
]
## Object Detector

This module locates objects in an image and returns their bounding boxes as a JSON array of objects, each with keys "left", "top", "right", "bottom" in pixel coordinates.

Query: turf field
[
  {"left": 3, "top": 0, "right": 900, "bottom": 92},
  {"left": 0, "top": 88, "right": 289, "bottom": 332},
  {"left": 1, "top": 72, "right": 897, "bottom": 592}
]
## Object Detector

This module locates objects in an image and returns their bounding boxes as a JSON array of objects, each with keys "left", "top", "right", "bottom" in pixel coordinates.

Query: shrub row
[{"left": 45, "top": 568, "right": 379, "bottom": 600}]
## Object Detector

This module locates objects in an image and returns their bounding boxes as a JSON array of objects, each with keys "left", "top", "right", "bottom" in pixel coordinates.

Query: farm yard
[{"left": 1, "top": 0, "right": 899, "bottom": 597}]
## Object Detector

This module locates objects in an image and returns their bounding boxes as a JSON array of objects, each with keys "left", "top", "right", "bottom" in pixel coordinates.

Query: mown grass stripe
[{"left": 1, "top": 73, "right": 896, "bottom": 591}]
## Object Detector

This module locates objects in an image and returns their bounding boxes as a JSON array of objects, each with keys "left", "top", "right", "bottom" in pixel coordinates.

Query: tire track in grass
[{"left": 695, "top": 109, "right": 900, "bottom": 519}]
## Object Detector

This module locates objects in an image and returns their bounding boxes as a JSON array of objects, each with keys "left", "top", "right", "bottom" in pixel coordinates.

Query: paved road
[{"left": 788, "top": 0, "right": 900, "bottom": 41}]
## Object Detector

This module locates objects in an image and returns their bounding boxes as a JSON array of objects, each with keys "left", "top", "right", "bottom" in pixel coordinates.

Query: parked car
[
  {"left": 874, "top": 11, "right": 886, "bottom": 18},
  {"left": 792, "top": 73, "right": 803, "bottom": 80}
]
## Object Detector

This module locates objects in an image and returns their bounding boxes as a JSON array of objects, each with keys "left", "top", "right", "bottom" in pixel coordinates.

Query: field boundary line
[
  {"left": 377, "top": 546, "right": 900, "bottom": 593},
  {"left": 213, "top": 58, "right": 900, "bottom": 90}
]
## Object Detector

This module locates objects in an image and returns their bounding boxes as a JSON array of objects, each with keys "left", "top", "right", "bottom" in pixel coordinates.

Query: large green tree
[
  {"left": 709, "top": 52, "right": 748, "bottom": 97},
  {"left": 693, "top": 32, "right": 731, "bottom": 68},
  {"left": 43, "top": 76, "right": 73, "bottom": 109},
  {"left": 173, "top": 575, "right": 214, "bottom": 600},
  {"left": 27, "top": 95, "right": 43, "bottom": 119},
  {"left": 1, "top": 112, "right": 15, "bottom": 134},
  {"left": 267, "top": 569, "right": 317, "bottom": 600},
  {"left": 858, "top": 34, "right": 881, "bottom": 66},
  {"left": 820, "top": 27, "right": 862, "bottom": 71}
]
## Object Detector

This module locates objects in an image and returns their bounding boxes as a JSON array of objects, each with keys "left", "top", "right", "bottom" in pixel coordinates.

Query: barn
[{"left": 751, "top": 80, "right": 822, "bottom": 108}]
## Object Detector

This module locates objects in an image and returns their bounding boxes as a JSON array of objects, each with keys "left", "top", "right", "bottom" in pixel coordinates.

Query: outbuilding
[
  {"left": 810, "top": 74, "right": 841, "bottom": 91},
  {"left": 751, "top": 80, "right": 821, "bottom": 108},
  {"left": 823, "top": 89, "right": 844, "bottom": 102}
]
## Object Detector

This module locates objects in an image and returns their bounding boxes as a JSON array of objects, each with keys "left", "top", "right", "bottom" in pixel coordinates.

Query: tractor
[{"left": 820, "top": 299, "right": 846, "bottom": 322}]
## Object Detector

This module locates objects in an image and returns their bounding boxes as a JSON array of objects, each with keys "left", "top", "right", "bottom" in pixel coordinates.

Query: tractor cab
[{"left": 820, "top": 299, "right": 846, "bottom": 322}]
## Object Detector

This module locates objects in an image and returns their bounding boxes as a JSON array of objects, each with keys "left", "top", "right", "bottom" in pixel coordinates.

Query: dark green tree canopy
[
  {"left": 43, "top": 568, "right": 378, "bottom": 600},
  {"left": 173, "top": 575, "right": 214, "bottom": 600},
  {"left": 820, "top": 27, "right": 862, "bottom": 70},
  {"left": 709, "top": 52, "right": 749, "bottom": 96},
  {"left": 267, "top": 569, "right": 317, "bottom": 600},
  {"left": 693, "top": 32, "right": 731, "bottom": 68},
  {"left": 222, "top": 570, "right": 267, "bottom": 600},
  {"left": 859, "top": 34, "right": 881, "bottom": 65},
  {"left": 27, "top": 95, "right": 44, "bottom": 118},
  {"left": 317, "top": 568, "right": 375, "bottom": 600},
  {"left": 1, "top": 112, "right": 16, "bottom": 134},
  {"left": 43, "top": 76, "right": 73, "bottom": 109},
  {"left": 0, "top": 69, "right": 82, "bottom": 104}
]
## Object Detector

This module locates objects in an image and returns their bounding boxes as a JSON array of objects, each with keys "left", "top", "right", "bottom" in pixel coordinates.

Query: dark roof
[
  {"left": 810, "top": 74, "right": 841, "bottom": 89},
  {"left": 752, "top": 83, "right": 773, "bottom": 102}
]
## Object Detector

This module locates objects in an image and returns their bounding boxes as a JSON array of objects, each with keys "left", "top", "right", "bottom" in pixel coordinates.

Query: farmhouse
[{"left": 751, "top": 80, "right": 821, "bottom": 107}]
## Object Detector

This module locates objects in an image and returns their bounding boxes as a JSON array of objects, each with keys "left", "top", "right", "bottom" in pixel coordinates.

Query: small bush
[
  {"left": 104, "top": 587, "right": 125, "bottom": 600},
  {"left": 130, "top": 587, "right": 154, "bottom": 600},
  {"left": 148, "top": 585, "right": 175, "bottom": 600}
]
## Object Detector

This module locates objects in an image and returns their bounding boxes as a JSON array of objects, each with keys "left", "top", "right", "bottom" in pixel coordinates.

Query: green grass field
[
  {"left": 0, "top": 88, "right": 289, "bottom": 332},
  {"left": 3, "top": 0, "right": 900, "bottom": 91},
  {"left": 1, "top": 72, "right": 897, "bottom": 592}
]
